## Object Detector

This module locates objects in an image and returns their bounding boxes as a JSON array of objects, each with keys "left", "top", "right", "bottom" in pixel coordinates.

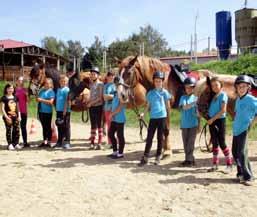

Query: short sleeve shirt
[
  {"left": 146, "top": 88, "right": 171, "bottom": 119},
  {"left": 103, "top": 83, "right": 116, "bottom": 111},
  {"left": 56, "top": 87, "right": 70, "bottom": 112},
  {"left": 89, "top": 81, "right": 104, "bottom": 107},
  {"left": 208, "top": 91, "right": 228, "bottom": 119},
  {"left": 233, "top": 94, "right": 257, "bottom": 136},
  {"left": 15, "top": 87, "right": 27, "bottom": 114},
  {"left": 179, "top": 94, "right": 199, "bottom": 128},
  {"left": 38, "top": 88, "right": 55, "bottom": 113},
  {"left": 1, "top": 95, "right": 19, "bottom": 117},
  {"left": 111, "top": 94, "right": 126, "bottom": 123}
]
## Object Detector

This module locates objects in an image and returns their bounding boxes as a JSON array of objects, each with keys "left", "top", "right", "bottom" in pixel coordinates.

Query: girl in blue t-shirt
[
  {"left": 37, "top": 78, "right": 55, "bottom": 147},
  {"left": 107, "top": 76, "right": 127, "bottom": 159},
  {"left": 232, "top": 75, "right": 257, "bottom": 186},
  {"left": 179, "top": 77, "right": 199, "bottom": 167},
  {"left": 138, "top": 71, "right": 171, "bottom": 166},
  {"left": 207, "top": 77, "right": 232, "bottom": 172}
]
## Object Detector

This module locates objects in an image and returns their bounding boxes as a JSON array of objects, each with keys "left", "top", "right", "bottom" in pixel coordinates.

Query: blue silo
[{"left": 216, "top": 11, "right": 232, "bottom": 60}]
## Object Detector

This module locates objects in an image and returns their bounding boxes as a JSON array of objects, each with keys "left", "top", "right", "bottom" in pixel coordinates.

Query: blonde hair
[
  {"left": 45, "top": 78, "right": 54, "bottom": 88},
  {"left": 60, "top": 74, "right": 68, "bottom": 82}
]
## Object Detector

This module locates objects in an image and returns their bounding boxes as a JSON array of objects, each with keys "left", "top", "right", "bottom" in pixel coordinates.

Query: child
[
  {"left": 207, "top": 77, "right": 232, "bottom": 172},
  {"left": 232, "top": 75, "right": 257, "bottom": 186},
  {"left": 107, "top": 76, "right": 127, "bottom": 159},
  {"left": 87, "top": 67, "right": 104, "bottom": 150},
  {"left": 1, "top": 83, "right": 22, "bottom": 150},
  {"left": 179, "top": 77, "right": 198, "bottom": 166},
  {"left": 138, "top": 71, "right": 171, "bottom": 166},
  {"left": 55, "top": 75, "right": 71, "bottom": 149},
  {"left": 15, "top": 76, "right": 29, "bottom": 147},
  {"left": 103, "top": 71, "right": 116, "bottom": 147},
  {"left": 37, "top": 78, "right": 55, "bottom": 147}
]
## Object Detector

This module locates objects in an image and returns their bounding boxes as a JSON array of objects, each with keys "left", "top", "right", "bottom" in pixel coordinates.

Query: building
[
  {"left": 160, "top": 53, "right": 238, "bottom": 66},
  {"left": 0, "top": 39, "right": 68, "bottom": 81}
]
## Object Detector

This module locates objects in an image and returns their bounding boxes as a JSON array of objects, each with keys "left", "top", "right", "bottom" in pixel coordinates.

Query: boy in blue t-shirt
[
  {"left": 55, "top": 75, "right": 71, "bottom": 149},
  {"left": 179, "top": 77, "right": 199, "bottom": 167},
  {"left": 107, "top": 76, "right": 127, "bottom": 159},
  {"left": 232, "top": 75, "right": 257, "bottom": 186},
  {"left": 138, "top": 71, "right": 171, "bottom": 166}
]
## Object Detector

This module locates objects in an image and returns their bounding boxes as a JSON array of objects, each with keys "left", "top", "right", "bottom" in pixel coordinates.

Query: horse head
[{"left": 29, "top": 64, "right": 46, "bottom": 95}]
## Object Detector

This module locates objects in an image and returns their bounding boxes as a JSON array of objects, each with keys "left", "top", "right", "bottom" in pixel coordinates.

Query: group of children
[{"left": 1, "top": 67, "right": 257, "bottom": 186}]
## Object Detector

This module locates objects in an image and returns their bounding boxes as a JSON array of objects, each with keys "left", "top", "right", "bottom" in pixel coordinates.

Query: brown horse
[
  {"left": 117, "top": 55, "right": 175, "bottom": 157},
  {"left": 195, "top": 72, "right": 237, "bottom": 119}
]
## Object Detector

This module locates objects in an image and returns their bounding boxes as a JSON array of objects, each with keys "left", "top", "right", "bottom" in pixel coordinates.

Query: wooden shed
[{"left": 0, "top": 39, "right": 68, "bottom": 81}]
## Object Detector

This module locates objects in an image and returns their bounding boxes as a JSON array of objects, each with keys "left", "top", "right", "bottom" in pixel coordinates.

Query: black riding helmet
[
  {"left": 90, "top": 66, "right": 100, "bottom": 74},
  {"left": 55, "top": 117, "right": 65, "bottom": 127},
  {"left": 184, "top": 77, "right": 197, "bottom": 86},
  {"left": 235, "top": 75, "right": 252, "bottom": 86},
  {"left": 153, "top": 71, "right": 165, "bottom": 80}
]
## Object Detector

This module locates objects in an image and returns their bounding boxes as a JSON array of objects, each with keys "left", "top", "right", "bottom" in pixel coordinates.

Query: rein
[{"left": 198, "top": 123, "right": 212, "bottom": 153}]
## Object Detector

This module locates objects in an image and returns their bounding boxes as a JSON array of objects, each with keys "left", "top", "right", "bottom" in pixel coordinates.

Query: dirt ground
[{"left": 0, "top": 118, "right": 257, "bottom": 217}]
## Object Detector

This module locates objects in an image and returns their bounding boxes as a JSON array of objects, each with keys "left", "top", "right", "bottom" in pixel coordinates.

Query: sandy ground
[{"left": 0, "top": 118, "right": 257, "bottom": 217}]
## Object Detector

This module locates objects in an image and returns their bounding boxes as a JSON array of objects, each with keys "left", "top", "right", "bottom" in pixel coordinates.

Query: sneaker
[
  {"left": 181, "top": 161, "right": 191, "bottom": 167},
  {"left": 94, "top": 144, "right": 102, "bottom": 150},
  {"left": 207, "top": 164, "right": 218, "bottom": 172},
  {"left": 8, "top": 144, "right": 15, "bottom": 151},
  {"left": 223, "top": 165, "right": 233, "bottom": 174},
  {"left": 138, "top": 156, "right": 149, "bottom": 167},
  {"left": 237, "top": 175, "right": 244, "bottom": 183},
  {"left": 107, "top": 152, "right": 117, "bottom": 158},
  {"left": 63, "top": 143, "right": 71, "bottom": 149},
  {"left": 89, "top": 144, "right": 95, "bottom": 150},
  {"left": 54, "top": 142, "right": 62, "bottom": 148},
  {"left": 154, "top": 156, "right": 161, "bottom": 165},
  {"left": 242, "top": 179, "right": 255, "bottom": 186},
  {"left": 115, "top": 153, "right": 124, "bottom": 159},
  {"left": 15, "top": 144, "right": 23, "bottom": 150},
  {"left": 23, "top": 143, "right": 30, "bottom": 148}
]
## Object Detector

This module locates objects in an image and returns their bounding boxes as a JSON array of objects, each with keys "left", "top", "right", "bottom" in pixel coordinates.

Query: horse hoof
[{"left": 161, "top": 154, "right": 171, "bottom": 160}]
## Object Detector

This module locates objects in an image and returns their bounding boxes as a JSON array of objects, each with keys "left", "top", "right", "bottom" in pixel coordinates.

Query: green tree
[{"left": 41, "top": 36, "right": 67, "bottom": 57}]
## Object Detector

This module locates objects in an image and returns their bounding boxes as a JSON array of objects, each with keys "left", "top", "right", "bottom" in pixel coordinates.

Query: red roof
[{"left": 0, "top": 39, "right": 32, "bottom": 49}]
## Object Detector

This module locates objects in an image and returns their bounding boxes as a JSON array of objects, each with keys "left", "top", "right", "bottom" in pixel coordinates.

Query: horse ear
[
  {"left": 129, "top": 55, "right": 138, "bottom": 66},
  {"left": 206, "top": 76, "right": 211, "bottom": 87},
  {"left": 114, "top": 57, "right": 121, "bottom": 65}
]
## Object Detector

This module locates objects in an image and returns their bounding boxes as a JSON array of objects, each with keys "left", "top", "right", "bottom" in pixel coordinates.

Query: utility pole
[
  {"left": 194, "top": 11, "right": 198, "bottom": 64},
  {"left": 245, "top": 0, "right": 248, "bottom": 8},
  {"left": 190, "top": 35, "right": 193, "bottom": 62},
  {"left": 208, "top": 36, "right": 211, "bottom": 55},
  {"left": 102, "top": 50, "right": 107, "bottom": 73}
]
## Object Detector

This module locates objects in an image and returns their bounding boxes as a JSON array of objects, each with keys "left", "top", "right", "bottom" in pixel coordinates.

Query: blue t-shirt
[
  {"left": 146, "top": 88, "right": 171, "bottom": 119},
  {"left": 111, "top": 94, "right": 126, "bottom": 123},
  {"left": 38, "top": 88, "right": 55, "bottom": 113},
  {"left": 233, "top": 94, "right": 257, "bottom": 136},
  {"left": 208, "top": 91, "right": 228, "bottom": 119},
  {"left": 56, "top": 87, "right": 70, "bottom": 112},
  {"left": 103, "top": 83, "right": 116, "bottom": 111},
  {"left": 179, "top": 94, "right": 199, "bottom": 128}
]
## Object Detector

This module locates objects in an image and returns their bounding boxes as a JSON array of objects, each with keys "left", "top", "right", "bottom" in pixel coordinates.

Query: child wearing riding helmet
[
  {"left": 87, "top": 66, "right": 104, "bottom": 150},
  {"left": 232, "top": 75, "right": 257, "bottom": 186},
  {"left": 138, "top": 71, "right": 171, "bottom": 166},
  {"left": 15, "top": 76, "right": 29, "bottom": 147},
  {"left": 103, "top": 71, "right": 116, "bottom": 148},
  {"left": 107, "top": 76, "right": 127, "bottom": 159},
  {"left": 37, "top": 78, "right": 55, "bottom": 147},
  {"left": 179, "top": 77, "right": 199, "bottom": 167},
  {"left": 55, "top": 75, "right": 71, "bottom": 149},
  {"left": 207, "top": 77, "right": 232, "bottom": 173},
  {"left": 1, "top": 83, "right": 22, "bottom": 150}
]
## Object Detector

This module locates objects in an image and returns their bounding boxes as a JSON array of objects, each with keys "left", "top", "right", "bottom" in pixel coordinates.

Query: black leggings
[
  {"left": 108, "top": 121, "right": 125, "bottom": 154},
  {"left": 89, "top": 105, "right": 103, "bottom": 129},
  {"left": 3, "top": 116, "right": 20, "bottom": 145},
  {"left": 144, "top": 118, "right": 166, "bottom": 157},
  {"left": 209, "top": 118, "right": 227, "bottom": 150},
  {"left": 56, "top": 111, "right": 71, "bottom": 144},
  {"left": 20, "top": 113, "right": 27, "bottom": 144},
  {"left": 39, "top": 112, "right": 52, "bottom": 141}
]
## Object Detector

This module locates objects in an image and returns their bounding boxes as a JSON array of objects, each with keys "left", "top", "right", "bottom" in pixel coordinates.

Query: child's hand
[
  {"left": 36, "top": 98, "right": 42, "bottom": 102},
  {"left": 139, "top": 113, "right": 144, "bottom": 119},
  {"left": 5, "top": 116, "right": 12, "bottom": 125},
  {"left": 207, "top": 118, "right": 214, "bottom": 125}
]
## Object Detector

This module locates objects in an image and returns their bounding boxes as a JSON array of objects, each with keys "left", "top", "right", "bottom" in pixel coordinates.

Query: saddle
[
  {"left": 173, "top": 65, "right": 188, "bottom": 83},
  {"left": 247, "top": 74, "right": 257, "bottom": 89}
]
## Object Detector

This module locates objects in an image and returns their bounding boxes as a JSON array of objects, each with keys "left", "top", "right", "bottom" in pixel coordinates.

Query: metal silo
[
  {"left": 235, "top": 8, "right": 257, "bottom": 53},
  {"left": 216, "top": 11, "right": 232, "bottom": 60}
]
